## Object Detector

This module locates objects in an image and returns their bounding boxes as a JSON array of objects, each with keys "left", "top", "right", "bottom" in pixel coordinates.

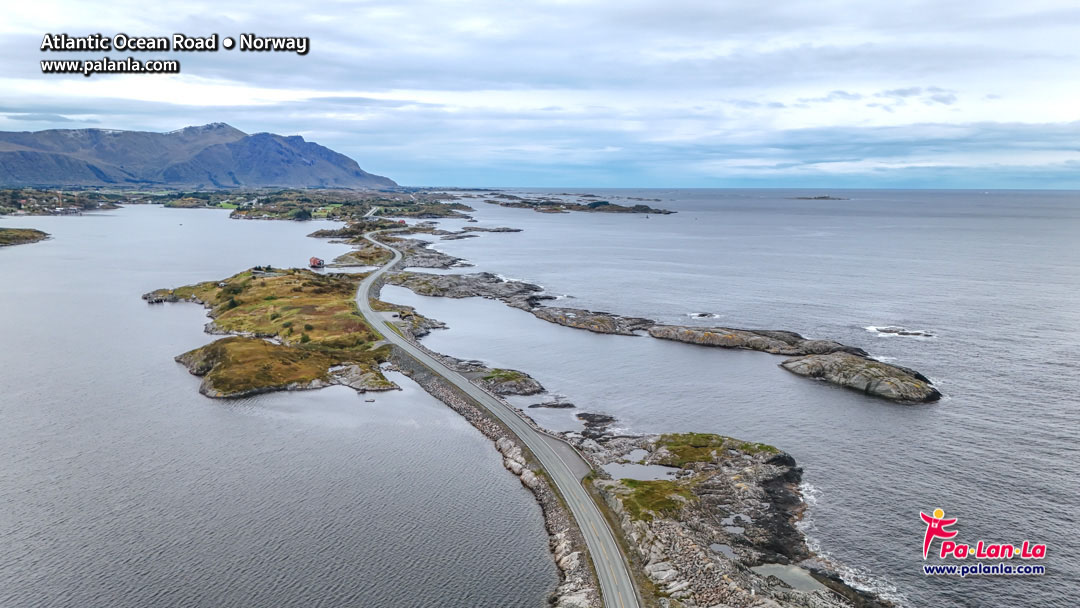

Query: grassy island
[
  {"left": 0, "top": 228, "right": 49, "bottom": 247},
  {"left": 148, "top": 268, "right": 394, "bottom": 397}
]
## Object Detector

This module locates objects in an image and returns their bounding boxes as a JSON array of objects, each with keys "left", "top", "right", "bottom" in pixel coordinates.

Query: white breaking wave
[
  {"left": 869, "top": 354, "right": 898, "bottom": 362},
  {"left": 797, "top": 482, "right": 909, "bottom": 606},
  {"left": 865, "top": 325, "right": 935, "bottom": 339},
  {"left": 799, "top": 481, "right": 821, "bottom": 507}
]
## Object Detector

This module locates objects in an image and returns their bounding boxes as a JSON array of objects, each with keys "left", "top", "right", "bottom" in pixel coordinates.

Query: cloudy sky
[{"left": 2, "top": 0, "right": 1079, "bottom": 187}]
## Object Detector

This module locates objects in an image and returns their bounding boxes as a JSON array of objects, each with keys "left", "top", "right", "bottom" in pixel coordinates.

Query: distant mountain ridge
[{"left": 0, "top": 123, "right": 396, "bottom": 189}]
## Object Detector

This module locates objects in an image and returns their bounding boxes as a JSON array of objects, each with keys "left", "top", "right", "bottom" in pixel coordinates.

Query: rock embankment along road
[{"left": 355, "top": 231, "right": 641, "bottom": 608}]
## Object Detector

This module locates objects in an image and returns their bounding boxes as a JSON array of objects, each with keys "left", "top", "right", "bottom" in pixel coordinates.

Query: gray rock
[
  {"left": 781, "top": 351, "right": 941, "bottom": 402},
  {"left": 648, "top": 325, "right": 866, "bottom": 356},
  {"left": 532, "top": 307, "right": 654, "bottom": 336}
]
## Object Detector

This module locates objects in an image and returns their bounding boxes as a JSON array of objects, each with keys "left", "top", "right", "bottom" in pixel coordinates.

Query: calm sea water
[
  {"left": 383, "top": 188, "right": 1079, "bottom": 608},
  {"left": 0, "top": 206, "right": 558, "bottom": 607}
]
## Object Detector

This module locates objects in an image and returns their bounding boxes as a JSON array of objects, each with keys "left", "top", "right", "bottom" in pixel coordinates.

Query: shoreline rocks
[
  {"left": 477, "top": 368, "right": 546, "bottom": 396},
  {"left": 529, "top": 400, "right": 576, "bottom": 409},
  {"left": 531, "top": 307, "right": 654, "bottom": 336},
  {"left": 422, "top": 352, "right": 546, "bottom": 396},
  {"left": 385, "top": 271, "right": 546, "bottom": 309},
  {"left": 574, "top": 433, "right": 894, "bottom": 608},
  {"left": 649, "top": 325, "right": 867, "bottom": 356},
  {"left": 650, "top": 325, "right": 941, "bottom": 402},
  {"left": 576, "top": 412, "right": 617, "bottom": 437},
  {"left": 174, "top": 336, "right": 397, "bottom": 398},
  {"left": 384, "top": 236, "right": 473, "bottom": 269}
]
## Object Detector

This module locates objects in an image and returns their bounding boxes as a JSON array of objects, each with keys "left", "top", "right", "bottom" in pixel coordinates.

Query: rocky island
[
  {"left": 144, "top": 268, "right": 395, "bottom": 398},
  {"left": 575, "top": 432, "right": 894, "bottom": 608},
  {"left": 380, "top": 262, "right": 939, "bottom": 402},
  {"left": 483, "top": 192, "right": 674, "bottom": 215},
  {"left": 0, "top": 227, "right": 48, "bottom": 247}
]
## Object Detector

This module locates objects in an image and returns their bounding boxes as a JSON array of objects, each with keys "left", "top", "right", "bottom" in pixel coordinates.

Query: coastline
[
  {"left": 143, "top": 205, "right": 910, "bottom": 607},
  {"left": 0, "top": 227, "right": 49, "bottom": 247}
]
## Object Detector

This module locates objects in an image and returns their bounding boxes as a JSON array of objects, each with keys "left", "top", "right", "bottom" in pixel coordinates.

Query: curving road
[{"left": 355, "top": 231, "right": 640, "bottom": 608}]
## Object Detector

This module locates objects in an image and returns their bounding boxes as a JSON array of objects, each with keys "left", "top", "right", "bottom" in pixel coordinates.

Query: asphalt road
[{"left": 355, "top": 232, "right": 641, "bottom": 608}]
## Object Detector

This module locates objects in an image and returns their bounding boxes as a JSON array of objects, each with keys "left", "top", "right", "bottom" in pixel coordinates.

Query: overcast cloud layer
[{"left": 2, "top": 0, "right": 1079, "bottom": 187}]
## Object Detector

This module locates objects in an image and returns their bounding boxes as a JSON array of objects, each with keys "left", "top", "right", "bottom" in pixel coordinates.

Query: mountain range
[{"left": 0, "top": 123, "right": 396, "bottom": 189}]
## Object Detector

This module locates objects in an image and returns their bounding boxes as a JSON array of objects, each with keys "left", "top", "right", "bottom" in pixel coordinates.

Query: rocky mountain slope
[{"left": 0, "top": 123, "right": 396, "bottom": 189}]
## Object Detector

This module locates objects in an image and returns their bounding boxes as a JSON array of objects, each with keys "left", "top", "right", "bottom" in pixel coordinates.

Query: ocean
[
  {"left": 384, "top": 188, "right": 1079, "bottom": 608},
  {"left": 2, "top": 190, "right": 1076, "bottom": 607}
]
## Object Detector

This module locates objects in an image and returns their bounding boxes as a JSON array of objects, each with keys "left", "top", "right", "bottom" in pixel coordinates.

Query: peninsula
[{"left": 0, "top": 227, "right": 48, "bottom": 247}]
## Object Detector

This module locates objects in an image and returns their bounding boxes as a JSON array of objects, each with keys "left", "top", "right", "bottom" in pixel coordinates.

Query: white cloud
[{"left": 1, "top": 0, "right": 1079, "bottom": 185}]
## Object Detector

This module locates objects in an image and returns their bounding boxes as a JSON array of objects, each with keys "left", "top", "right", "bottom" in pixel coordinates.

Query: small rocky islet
[{"left": 383, "top": 267, "right": 940, "bottom": 403}]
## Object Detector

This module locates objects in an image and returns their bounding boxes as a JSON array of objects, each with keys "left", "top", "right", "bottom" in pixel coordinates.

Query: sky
[{"left": 1, "top": 0, "right": 1079, "bottom": 188}]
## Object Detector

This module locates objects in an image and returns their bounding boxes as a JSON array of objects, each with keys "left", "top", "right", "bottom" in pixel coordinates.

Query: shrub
[
  {"left": 303, "top": 324, "right": 314, "bottom": 331},
  {"left": 300, "top": 333, "right": 311, "bottom": 343}
]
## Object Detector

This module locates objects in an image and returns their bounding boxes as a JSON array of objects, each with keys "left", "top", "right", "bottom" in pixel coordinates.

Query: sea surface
[
  {"left": 380, "top": 188, "right": 1079, "bottom": 608},
  {"left": 0, "top": 206, "right": 558, "bottom": 607}
]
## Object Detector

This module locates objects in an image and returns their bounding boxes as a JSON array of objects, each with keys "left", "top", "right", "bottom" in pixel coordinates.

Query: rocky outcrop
[
  {"left": 531, "top": 307, "right": 654, "bottom": 336},
  {"left": 327, "top": 364, "right": 398, "bottom": 392},
  {"left": 383, "top": 272, "right": 658, "bottom": 336},
  {"left": 575, "top": 433, "right": 891, "bottom": 608},
  {"left": 385, "top": 271, "right": 547, "bottom": 310},
  {"left": 650, "top": 325, "right": 939, "bottom": 402},
  {"left": 385, "top": 236, "right": 473, "bottom": 269},
  {"left": 369, "top": 299, "right": 448, "bottom": 339},
  {"left": 330, "top": 239, "right": 393, "bottom": 266},
  {"left": 576, "top": 412, "right": 616, "bottom": 438},
  {"left": 423, "top": 353, "right": 544, "bottom": 396},
  {"left": 484, "top": 192, "right": 674, "bottom": 215},
  {"left": 438, "top": 226, "right": 522, "bottom": 239},
  {"left": 781, "top": 352, "right": 941, "bottom": 403},
  {"left": 477, "top": 368, "right": 545, "bottom": 396},
  {"left": 529, "top": 400, "right": 576, "bottom": 409},
  {"left": 649, "top": 325, "right": 867, "bottom": 356},
  {"left": 463, "top": 226, "right": 522, "bottom": 233},
  {"left": 174, "top": 337, "right": 397, "bottom": 399}
]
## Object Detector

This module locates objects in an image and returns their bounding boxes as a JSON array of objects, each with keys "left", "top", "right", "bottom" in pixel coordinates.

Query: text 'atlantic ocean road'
[{"left": 39, "top": 33, "right": 309, "bottom": 77}]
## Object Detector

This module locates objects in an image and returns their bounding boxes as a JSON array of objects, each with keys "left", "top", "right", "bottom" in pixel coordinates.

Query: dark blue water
[{"left": 385, "top": 188, "right": 1079, "bottom": 607}]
